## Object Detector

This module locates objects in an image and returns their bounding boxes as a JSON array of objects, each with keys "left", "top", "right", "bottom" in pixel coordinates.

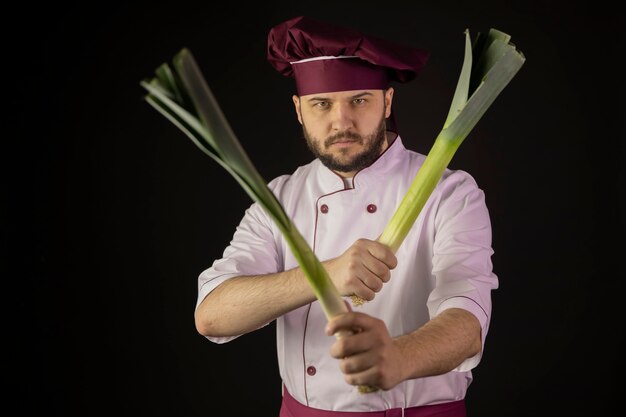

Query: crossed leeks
[
  {"left": 350, "top": 28, "right": 525, "bottom": 306},
  {"left": 141, "top": 27, "right": 524, "bottom": 393}
]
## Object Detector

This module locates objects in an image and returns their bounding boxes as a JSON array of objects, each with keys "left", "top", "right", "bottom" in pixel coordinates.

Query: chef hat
[{"left": 267, "top": 16, "right": 429, "bottom": 96}]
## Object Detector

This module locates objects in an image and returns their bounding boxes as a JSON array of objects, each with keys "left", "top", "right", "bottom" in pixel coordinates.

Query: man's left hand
[{"left": 325, "top": 312, "right": 405, "bottom": 391}]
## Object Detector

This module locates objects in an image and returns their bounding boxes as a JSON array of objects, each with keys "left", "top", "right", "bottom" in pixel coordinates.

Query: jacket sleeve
[
  {"left": 196, "top": 193, "right": 284, "bottom": 344},
  {"left": 427, "top": 170, "right": 499, "bottom": 371}
]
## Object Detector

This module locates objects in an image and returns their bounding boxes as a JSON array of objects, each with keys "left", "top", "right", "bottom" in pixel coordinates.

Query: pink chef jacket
[{"left": 197, "top": 136, "right": 499, "bottom": 411}]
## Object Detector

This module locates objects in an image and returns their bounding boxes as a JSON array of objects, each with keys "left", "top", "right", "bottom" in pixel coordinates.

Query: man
[{"left": 195, "top": 16, "right": 498, "bottom": 417}]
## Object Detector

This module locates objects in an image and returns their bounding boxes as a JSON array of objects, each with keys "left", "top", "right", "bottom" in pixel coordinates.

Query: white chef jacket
[{"left": 197, "top": 136, "right": 499, "bottom": 411}]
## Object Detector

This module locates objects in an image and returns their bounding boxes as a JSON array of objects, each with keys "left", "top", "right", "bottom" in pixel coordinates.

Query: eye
[
  {"left": 313, "top": 101, "right": 330, "bottom": 109},
  {"left": 352, "top": 98, "right": 366, "bottom": 105}
]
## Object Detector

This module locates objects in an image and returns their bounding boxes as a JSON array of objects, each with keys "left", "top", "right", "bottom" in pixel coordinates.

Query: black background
[{"left": 7, "top": 1, "right": 625, "bottom": 416}]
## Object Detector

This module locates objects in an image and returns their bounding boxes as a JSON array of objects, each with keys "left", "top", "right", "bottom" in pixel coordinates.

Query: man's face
[{"left": 293, "top": 88, "right": 394, "bottom": 177}]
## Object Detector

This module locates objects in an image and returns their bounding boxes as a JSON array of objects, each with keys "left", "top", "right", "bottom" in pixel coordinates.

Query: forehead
[{"left": 301, "top": 89, "right": 384, "bottom": 101}]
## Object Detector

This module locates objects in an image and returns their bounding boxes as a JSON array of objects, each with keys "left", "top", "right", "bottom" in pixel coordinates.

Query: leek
[
  {"left": 140, "top": 49, "right": 348, "bottom": 322},
  {"left": 141, "top": 48, "right": 378, "bottom": 392},
  {"left": 350, "top": 28, "right": 525, "bottom": 307}
]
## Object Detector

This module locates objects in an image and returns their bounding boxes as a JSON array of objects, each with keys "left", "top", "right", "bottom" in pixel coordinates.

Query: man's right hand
[{"left": 323, "top": 239, "right": 397, "bottom": 301}]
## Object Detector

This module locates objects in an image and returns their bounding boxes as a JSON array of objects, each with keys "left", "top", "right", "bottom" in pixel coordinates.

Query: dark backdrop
[{"left": 7, "top": 1, "right": 624, "bottom": 416}]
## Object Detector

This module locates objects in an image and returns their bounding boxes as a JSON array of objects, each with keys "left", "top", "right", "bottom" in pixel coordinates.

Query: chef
[{"left": 195, "top": 15, "right": 499, "bottom": 417}]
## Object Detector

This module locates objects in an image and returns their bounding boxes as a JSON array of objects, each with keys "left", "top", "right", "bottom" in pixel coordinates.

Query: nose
[{"left": 330, "top": 102, "right": 355, "bottom": 131}]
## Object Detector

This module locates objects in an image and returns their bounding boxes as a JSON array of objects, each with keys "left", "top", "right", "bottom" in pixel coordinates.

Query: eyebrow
[{"left": 306, "top": 91, "right": 375, "bottom": 103}]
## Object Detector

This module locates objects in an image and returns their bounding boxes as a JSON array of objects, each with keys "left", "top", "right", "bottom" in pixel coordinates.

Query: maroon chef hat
[{"left": 267, "top": 16, "right": 429, "bottom": 96}]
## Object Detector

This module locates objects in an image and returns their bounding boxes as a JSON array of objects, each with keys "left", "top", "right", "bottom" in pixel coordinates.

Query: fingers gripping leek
[{"left": 350, "top": 28, "right": 525, "bottom": 307}]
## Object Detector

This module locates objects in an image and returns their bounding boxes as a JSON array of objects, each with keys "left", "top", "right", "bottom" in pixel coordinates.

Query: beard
[{"left": 302, "top": 114, "right": 388, "bottom": 174}]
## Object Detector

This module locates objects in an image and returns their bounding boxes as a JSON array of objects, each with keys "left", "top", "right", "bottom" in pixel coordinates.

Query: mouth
[
  {"left": 328, "top": 139, "right": 359, "bottom": 148},
  {"left": 326, "top": 137, "right": 361, "bottom": 149}
]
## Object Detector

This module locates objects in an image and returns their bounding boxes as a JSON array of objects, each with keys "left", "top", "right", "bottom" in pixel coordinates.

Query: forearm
[
  {"left": 394, "top": 308, "right": 482, "bottom": 380},
  {"left": 195, "top": 267, "right": 317, "bottom": 338}
]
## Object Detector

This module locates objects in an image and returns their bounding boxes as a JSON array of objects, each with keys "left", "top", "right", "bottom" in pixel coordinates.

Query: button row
[{"left": 319, "top": 204, "right": 377, "bottom": 214}]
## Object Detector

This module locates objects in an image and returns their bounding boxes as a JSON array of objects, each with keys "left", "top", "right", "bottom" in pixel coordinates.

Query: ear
[
  {"left": 384, "top": 87, "right": 394, "bottom": 119},
  {"left": 292, "top": 95, "right": 303, "bottom": 125}
]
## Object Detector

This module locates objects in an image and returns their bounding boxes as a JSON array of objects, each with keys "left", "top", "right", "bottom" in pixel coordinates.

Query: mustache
[{"left": 324, "top": 131, "right": 363, "bottom": 147}]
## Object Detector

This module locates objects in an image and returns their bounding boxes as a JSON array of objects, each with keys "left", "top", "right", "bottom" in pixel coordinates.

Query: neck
[{"left": 385, "top": 131, "right": 398, "bottom": 147}]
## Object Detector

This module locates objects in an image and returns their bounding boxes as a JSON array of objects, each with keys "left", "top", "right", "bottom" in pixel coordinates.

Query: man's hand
[
  {"left": 325, "top": 312, "right": 405, "bottom": 391},
  {"left": 323, "top": 239, "right": 397, "bottom": 301}
]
